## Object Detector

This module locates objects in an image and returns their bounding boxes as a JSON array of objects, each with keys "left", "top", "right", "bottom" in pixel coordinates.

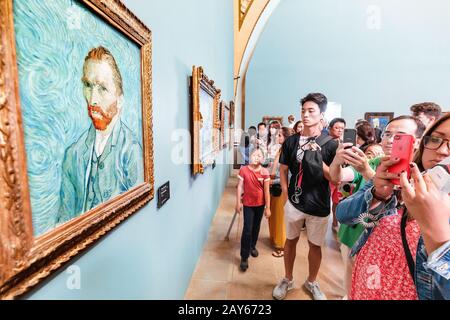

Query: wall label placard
[{"left": 157, "top": 181, "right": 170, "bottom": 209}]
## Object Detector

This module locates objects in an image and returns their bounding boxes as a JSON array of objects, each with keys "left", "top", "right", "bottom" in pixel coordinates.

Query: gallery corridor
[{"left": 185, "top": 171, "right": 346, "bottom": 300}]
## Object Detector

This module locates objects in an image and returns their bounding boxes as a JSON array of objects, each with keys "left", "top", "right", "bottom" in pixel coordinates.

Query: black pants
[{"left": 240, "top": 205, "right": 265, "bottom": 259}]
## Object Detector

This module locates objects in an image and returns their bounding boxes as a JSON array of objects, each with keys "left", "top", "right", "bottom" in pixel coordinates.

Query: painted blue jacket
[
  {"left": 56, "top": 121, "right": 144, "bottom": 224},
  {"left": 336, "top": 180, "right": 450, "bottom": 300}
]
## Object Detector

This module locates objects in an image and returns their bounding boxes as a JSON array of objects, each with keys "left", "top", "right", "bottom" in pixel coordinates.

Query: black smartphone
[{"left": 343, "top": 129, "right": 357, "bottom": 148}]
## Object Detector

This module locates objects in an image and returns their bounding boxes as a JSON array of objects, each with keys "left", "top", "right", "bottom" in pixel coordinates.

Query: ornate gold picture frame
[
  {"left": 229, "top": 101, "right": 235, "bottom": 130},
  {"left": 262, "top": 115, "right": 283, "bottom": 126},
  {"left": 222, "top": 101, "right": 230, "bottom": 149},
  {"left": 239, "top": 0, "right": 255, "bottom": 30},
  {"left": 191, "top": 66, "right": 221, "bottom": 175},
  {"left": 364, "top": 112, "right": 394, "bottom": 131},
  {"left": 229, "top": 101, "right": 235, "bottom": 151},
  {"left": 219, "top": 100, "right": 225, "bottom": 149},
  {"left": 0, "top": 0, "right": 154, "bottom": 299}
]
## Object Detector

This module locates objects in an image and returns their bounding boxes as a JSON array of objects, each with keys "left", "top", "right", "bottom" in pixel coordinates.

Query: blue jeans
[{"left": 240, "top": 205, "right": 265, "bottom": 259}]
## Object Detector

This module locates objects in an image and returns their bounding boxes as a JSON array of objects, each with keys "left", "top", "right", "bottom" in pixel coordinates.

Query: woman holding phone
[{"left": 336, "top": 113, "right": 450, "bottom": 300}]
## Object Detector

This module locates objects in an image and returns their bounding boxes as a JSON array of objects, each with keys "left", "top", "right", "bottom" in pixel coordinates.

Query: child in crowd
[
  {"left": 236, "top": 148, "right": 271, "bottom": 271},
  {"left": 364, "top": 143, "right": 384, "bottom": 160}
]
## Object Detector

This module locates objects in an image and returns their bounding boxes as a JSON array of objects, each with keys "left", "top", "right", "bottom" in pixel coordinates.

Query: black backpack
[
  {"left": 289, "top": 134, "right": 333, "bottom": 167},
  {"left": 302, "top": 135, "right": 332, "bottom": 185},
  {"left": 286, "top": 134, "right": 335, "bottom": 215},
  {"left": 288, "top": 134, "right": 333, "bottom": 187}
]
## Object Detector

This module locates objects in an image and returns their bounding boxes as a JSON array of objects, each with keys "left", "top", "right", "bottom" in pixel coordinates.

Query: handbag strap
[
  {"left": 316, "top": 134, "right": 333, "bottom": 148},
  {"left": 400, "top": 208, "right": 416, "bottom": 284}
]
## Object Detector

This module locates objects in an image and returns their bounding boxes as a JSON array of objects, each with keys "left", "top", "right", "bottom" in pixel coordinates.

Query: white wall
[{"left": 246, "top": 0, "right": 450, "bottom": 128}]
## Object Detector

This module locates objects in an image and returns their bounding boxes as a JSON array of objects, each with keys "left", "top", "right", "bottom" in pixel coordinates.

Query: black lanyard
[
  {"left": 400, "top": 207, "right": 416, "bottom": 284},
  {"left": 295, "top": 139, "right": 312, "bottom": 189}
]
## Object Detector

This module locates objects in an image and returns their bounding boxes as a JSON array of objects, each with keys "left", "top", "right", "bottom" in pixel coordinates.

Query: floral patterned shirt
[{"left": 350, "top": 210, "right": 421, "bottom": 300}]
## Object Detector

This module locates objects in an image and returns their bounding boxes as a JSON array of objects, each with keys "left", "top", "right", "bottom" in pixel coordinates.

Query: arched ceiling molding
[
  {"left": 234, "top": 0, "right": 280, "bottom": 131},
  {"left": 239, "top": 0, "right": 255, "bottom": 29},
  {"left": 234, "top": 0, "right": 272, "bottom": 96}
]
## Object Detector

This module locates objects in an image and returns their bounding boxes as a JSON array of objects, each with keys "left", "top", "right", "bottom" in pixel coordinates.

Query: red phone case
[{"left": 388, "top": 134, "right": 415, "bottom": 185}]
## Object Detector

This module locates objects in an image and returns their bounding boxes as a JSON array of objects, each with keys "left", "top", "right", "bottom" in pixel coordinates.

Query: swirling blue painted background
[{"left": 13, "top": 0, "right": 143, "bottom": 236}]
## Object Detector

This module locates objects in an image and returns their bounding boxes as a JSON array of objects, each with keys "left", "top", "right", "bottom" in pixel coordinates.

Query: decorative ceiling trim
[
  {"left": 234, "top": 0, "right": 280, "bottom": 133},
  {"left": 239, "top": 0, "right": 255, "bottom": 29}
]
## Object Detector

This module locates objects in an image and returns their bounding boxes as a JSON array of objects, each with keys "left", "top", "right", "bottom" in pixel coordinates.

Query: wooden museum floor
[{"left": 185, "top": 171, "right": 345, "bottom": 300}]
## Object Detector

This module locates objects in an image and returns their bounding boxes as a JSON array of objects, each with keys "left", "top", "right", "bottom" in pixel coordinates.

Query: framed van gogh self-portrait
[
  {"left": 0, "top": 0, "right": 154, "bottom": 298},
  {"left": 191, "top": 66, "right": 221, "bottom": 175}
]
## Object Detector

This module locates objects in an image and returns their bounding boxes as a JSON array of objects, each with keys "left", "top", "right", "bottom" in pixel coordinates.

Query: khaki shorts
[{"left": 284, "top": 200, "right": 329, "bottom": 246}]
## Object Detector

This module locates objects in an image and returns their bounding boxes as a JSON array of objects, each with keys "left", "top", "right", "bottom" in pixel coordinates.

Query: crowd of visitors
[{"left": 236, "top": 93, "right": 449, "bottom": 300}]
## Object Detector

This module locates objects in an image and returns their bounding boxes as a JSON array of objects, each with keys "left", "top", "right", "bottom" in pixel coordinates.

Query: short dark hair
[
  {"left": 248, "top": 126, "right": 256, "bottom": 131},
  {"left": 356, "top": 122, "right": 376, "bottom": 145},
  {"left": 329, "top": 117, "right": 346, "bottom": 129},
  {"left": 386, "top": 115, "right": 426, "bottom": 139},
  {"left": 363, "top": 142, "right": 383, "bottom": 156},
  {"left": 355, "top": 119, "right": 369, "bottom": 128},
  {"left": 269, "top": 120, "right": 281, "bottom": 129},
  {"left": 257, "top": 122, "right": 266, "bottom": 129},
  {"left": 280, "top": 127, "right": 294, "bottom": 139},
  {"left": 364, "top": 142, "right": 382, "bottom": 150},
  {"left": 300, "top": 93, "right": 328, "bottom": 113},
  {"left": 410, "top": 102, "right": 442, "bottom": 119}
]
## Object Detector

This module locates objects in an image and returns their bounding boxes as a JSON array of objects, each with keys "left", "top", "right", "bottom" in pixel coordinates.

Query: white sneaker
[
  {"left": 272, "top": 278, "right": 294, "bottom": 300},
  {"left": 304, "top": 280, "right": 327, "bottom": 300}
]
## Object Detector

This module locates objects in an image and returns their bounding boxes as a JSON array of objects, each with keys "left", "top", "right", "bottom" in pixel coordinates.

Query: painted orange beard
[{"left": 88, "top": 103, "right": 118, "bottom": 131}]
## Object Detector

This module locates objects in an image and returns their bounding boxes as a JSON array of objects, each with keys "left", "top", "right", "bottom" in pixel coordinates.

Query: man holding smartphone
[
  {"left": 329, "top": 115, "right": 426, "bottom": 298},
  {"left": 336, "top": 114, "right": 450, "bottom": 299},
  {"left": 272, "top": 93, "right": 338, "bottom": 300}
]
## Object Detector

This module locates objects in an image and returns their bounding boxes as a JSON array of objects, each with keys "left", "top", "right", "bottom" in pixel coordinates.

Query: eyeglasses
[
  {"left": 381, "top": 132, "right": 395, "bottom": 140},
  {"left": 423, "top": 135, "right": 450, "bottom": 150}
]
